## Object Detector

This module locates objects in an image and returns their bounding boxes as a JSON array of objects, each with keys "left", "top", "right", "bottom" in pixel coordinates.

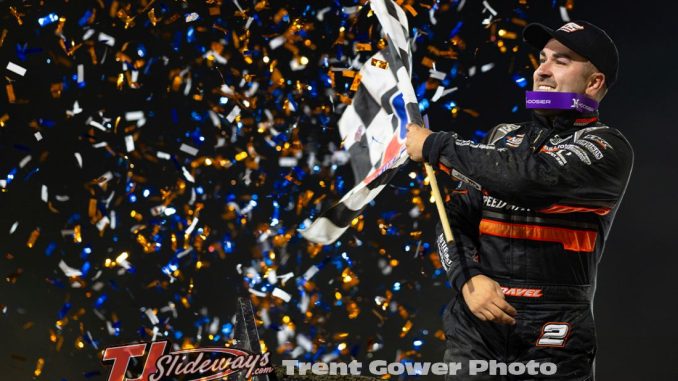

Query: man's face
[{"left": 533, "top": 38, "right": 593, "bottom": 96}]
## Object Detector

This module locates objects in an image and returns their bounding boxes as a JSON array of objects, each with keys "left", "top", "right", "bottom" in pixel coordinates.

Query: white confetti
[
  {"left": 41, "top": 185, "right": 48, "bottom": 202},
  {"left": 74, "top": 152, "right": 83, "bottom": 168},
  {"left": 248, "top": 288, "right": 267, "bottom": 297},
  {"left": 59, "top": 260, "right": 83, "bottom": 277},
  {"left": 272, "top": 287, "right": 292, "bottom": 302},
  {"left": 208, "top": 110, "right": 221, "bottom": 127},
  {"left": 457, "top": 0, "right": 466, "bottom": 11},
  {"left": 144, "top": 308, "right": 160, "bottom": 325},
  {"left": 290, "top": 59, "right": 307, "bottom": 71},
  {"left": 6, "top": 62, "right": 27, "bottom": 76},
  {"left": 481, "top": 63, "right": 495, "bottom": 72},
  {"left": 277, "top": 272, "right": 295, "bottom": 285},
  {"left": 67, "top": 100, "right": 83, "bottom": 116},
  {"left": 431, "top": 86, "right": 458, "bottom": 103},
  {"left": 429, "top": 69, "right": 446, "bottom": 80},
  {"left": 269, "top": 35, "right": 286, "bottom": 50},
  {"left": 297, "top": 334, "right": 313, "bottom": 352},
  {"left": 244, "top": 82, "right": 259, "bottom": 98},
  {"left": 342, "top": 6, "right": 359, "bottom": 14},
  {"left": 96, "top": 216, "right": 110, "bottom": 231},
  {"left": 124, "top": 135, "right": 135, "bottom": 152},
  {"left": 177, "top": 248, "right": 193, "bottom": 258},
  {"left": 317, "top": 7, "right": 331, "bottom": 21},
  {"left": 98, "top": 32, "right": 115, "bottom": 46},
  {"left": 185, "top": 217, "right": 199, "bottom": 236},
  {"left": 429, "top": 5, "right": 437, "bottom": 25},
  {"left": 9, "top": 222, "right": 18, "bottom": 235},
  {"left": 179, "top": 143, "right": 198, "bottom": 156},
  {"left": 88, "top": 120, "right": 107, "bottom": 131},
  {"left": 125, "top": 111, "right": 144, "bottom": 121},
  {"left": 482, "top": 0, "right": 498, "bottom": 16},
  {"left": 156, "top": 151, "right": 171, "bottom": 160},
  {"left": 77, "top": 64, "right": 84, "bottom": 83},
  {"left": 232, "top": 0, "right": 245, "bottom": 12},
  {"left": 268, "top": 269, "right": 278, "bottom": 285},
  {"left": 279, "top": 157, "right": 298, "bottom": 167},
  {"left": 226, "top": 105, "right": 241, "bottom": 123},
  {"left": 82, "top": 29, "right": 96, "bottom": 40},
  {"left": 19, "top": 155, "right": 32, "bottom": 168},
  {"left": 182, "top": 167, "right": 195, "bottom": 183},
  {"left": 303, "top": 265, "right": 319, "bottom": 280},
  {"left": 559, "top": 6, "right": 570, "bottom": 22},
  {"left": 97, "top": 171, "right": 113, "bottom": 186}
]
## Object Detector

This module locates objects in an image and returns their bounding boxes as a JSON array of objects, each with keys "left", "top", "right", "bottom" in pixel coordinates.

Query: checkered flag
[{"left": 300, "top": 0, "right": 423, "bottom": 244}]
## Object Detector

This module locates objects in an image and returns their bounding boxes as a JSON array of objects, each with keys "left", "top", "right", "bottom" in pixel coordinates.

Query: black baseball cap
[{"left": 523, "top": 21, "right": 619, "bottom": 87}]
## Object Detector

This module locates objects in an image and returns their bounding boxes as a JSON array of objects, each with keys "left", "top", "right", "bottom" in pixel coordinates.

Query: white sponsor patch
[
  {"left": 558, "top": 22, "right": 584, "bottom": 33},
  {"left": 559, "top": 144, "right": 592, "bottom": 165},
  {"left": 437, "top": 233, "right": 452, "bottom": 272},
  {"left": 451, "top": 169, "right": 482, "bottom": 191},
  {"left": 575, "top": 139, "right": 604, "bottom": 160},
  {"left": 583, "top": 134, "right": 613, "bottom": 150}
]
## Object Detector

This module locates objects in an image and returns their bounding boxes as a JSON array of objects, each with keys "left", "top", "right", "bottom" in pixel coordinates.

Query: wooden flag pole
[{"left": 422, "top": 115, "right": 454, "bottom": 243}]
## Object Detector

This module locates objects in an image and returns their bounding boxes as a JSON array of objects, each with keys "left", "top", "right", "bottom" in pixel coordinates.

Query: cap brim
[{"left": 522, "top": 23, "right": 556, "bottom": 50}]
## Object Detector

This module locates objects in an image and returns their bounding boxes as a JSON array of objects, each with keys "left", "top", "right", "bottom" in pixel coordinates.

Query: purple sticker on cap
[{"left": 525, "top": 91, "right": 598, "bottom": 113}]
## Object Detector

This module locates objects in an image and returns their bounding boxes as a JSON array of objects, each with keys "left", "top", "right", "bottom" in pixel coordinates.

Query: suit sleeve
[
  {"left": 422, "top": 127, "right": 633, "bottom": 210},
  {"left": 436, "top": 181, "right": 484, "bottom": 291}
]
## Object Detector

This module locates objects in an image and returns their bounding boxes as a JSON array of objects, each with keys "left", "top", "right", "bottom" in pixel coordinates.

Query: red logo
[
  {"left": 102, "top": 341, "right": 274, "bottom": 381},
  {"left": 501, "top": 287, "right": 543, "bottom": 298}
]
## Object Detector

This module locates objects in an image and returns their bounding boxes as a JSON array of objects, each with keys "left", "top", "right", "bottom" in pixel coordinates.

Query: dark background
[
  {"left": 573, "top": 1, "right": 678, "bottom": 378},
  {"left": 1, "top": 0, "right": 677, "bottom": 380}
]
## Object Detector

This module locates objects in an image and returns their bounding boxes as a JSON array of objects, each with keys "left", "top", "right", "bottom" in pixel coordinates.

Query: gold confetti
[
  {"left": 148, "top": 8, "right": 160, "bottom": 26},
  {"left": 370, "top": 58, "right": 388, "bottom": 69},
  {"left": 27, "top": 228, "right": 40, "bottom": 248},
  {"left": 34, "top": 358, "right": 44, "bottom": 377},
  {"left": 4, "top": 84, "right": 17, "bottom": 105},
  {"left": 349, "top": 73, "right": 362, "bottom": 92},
  {"left": 400, "top": 320, "right": 413, "bottom": 338},
  {"left": 0, "top": 29, "right": 7, "bottom": 48},
  {"left": 9, "top": 6, "right": 24, "bottom": 25}
]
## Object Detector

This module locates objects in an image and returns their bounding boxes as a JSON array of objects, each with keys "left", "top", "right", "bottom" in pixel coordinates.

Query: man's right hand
[{"left": 461, "top": 274, "right": 517, "bottom": 325}]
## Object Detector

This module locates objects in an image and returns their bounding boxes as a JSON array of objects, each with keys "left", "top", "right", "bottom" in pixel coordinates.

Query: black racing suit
[{"left": 423, "top": 111, "right": 633, "bottom": 380}]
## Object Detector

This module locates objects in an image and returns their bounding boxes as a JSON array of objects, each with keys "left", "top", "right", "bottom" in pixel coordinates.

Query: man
[{"left": 406, "top": 21, "right": 633, "bottom": 380}]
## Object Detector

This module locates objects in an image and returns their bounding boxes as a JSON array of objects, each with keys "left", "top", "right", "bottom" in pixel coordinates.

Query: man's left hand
[{"left": 405, "top": 123, "right": 432, "bottom": 162}]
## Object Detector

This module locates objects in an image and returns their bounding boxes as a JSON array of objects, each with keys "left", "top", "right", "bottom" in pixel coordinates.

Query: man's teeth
[{"left": 538, "top": 86, "right": 555, "bottom": 91}]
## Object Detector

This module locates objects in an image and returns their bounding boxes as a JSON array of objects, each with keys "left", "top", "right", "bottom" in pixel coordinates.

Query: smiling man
[{"left": 405, "top": 21, "right": 633, "bottom": 380}]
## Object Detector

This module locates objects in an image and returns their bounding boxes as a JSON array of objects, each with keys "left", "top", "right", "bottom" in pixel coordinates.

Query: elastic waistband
[{"left": 496, "top": 280, "right": 592, "bottom": 303}]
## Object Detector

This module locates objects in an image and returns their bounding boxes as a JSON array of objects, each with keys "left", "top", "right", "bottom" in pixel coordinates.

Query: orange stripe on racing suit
[
  {"left": 538, "top": 204, "right": 611, "bottom": 216},
  {"left": 479, "top": 218, "right": 597, "bottom": 253}
]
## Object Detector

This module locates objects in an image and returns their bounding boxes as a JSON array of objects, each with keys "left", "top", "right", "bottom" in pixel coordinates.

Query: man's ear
[{"left": 586, "top": 72, "right": 606, "bottom": 100}]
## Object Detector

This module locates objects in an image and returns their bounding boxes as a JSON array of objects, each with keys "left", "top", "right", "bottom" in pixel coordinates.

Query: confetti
[
  {"left": 6, "top": 61, "right": 27, "bottom": 76},
  {"left": 0, "top": 0, "right": 570, "bottom": 376}
]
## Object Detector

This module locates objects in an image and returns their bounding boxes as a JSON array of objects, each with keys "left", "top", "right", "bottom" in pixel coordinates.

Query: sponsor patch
[
  {"left": 575, "top": 139, "right": 604, "bottom": 160},
  {"left": 501, "top": 287, "right": 544, "bottom": 298},
  {"left": 451, "top": 169, "right": 482, "bottom": 191},
  {"left": 558, "top": 144, "right": 592, "bottom": 165},
  {"left": 437, "top": 232, "right": 452, "bottom": 272},
  {"left": 558, "top": 22, "right": 584, "bottom": 33}
]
